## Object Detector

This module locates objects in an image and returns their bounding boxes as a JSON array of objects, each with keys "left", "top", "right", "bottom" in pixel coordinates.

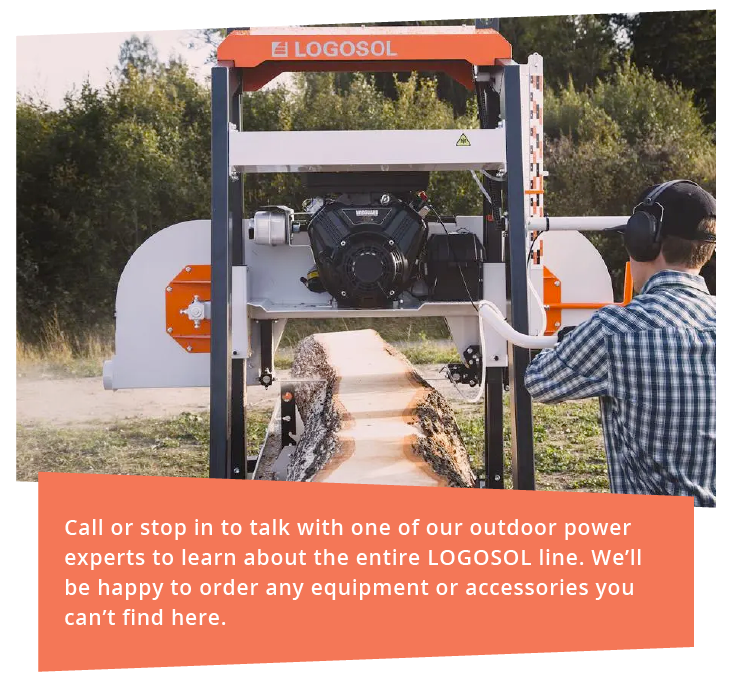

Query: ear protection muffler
[{"left": 622, "top": 179, "right": 699, "bottom": 262}]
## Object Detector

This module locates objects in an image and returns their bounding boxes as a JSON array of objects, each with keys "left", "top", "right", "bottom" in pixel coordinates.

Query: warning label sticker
[{"left": 456, "top": 133, "right": 471, "bottom": 147}]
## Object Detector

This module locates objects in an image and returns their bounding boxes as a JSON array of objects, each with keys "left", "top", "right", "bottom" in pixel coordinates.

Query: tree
[
  {"left": 16, "top": 26, "right": 716, "bottom": 339},
  {"left": 614, "top": 11, "right": 715, "bottom": 124},
  {"left": 16, "top": 59, "right": 211, "bottom": 341},
  {"left": 544, "top": 61, "right": 716, "bottom": 294},
  {"left": 116, "top": 35, "right": 161, "bottom": 78},
  {"left": 500, "top": 14, "right": 625, "bottom": 92}
]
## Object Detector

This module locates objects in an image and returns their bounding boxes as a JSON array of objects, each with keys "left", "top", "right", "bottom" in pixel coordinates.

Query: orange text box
[{"left": 38, "top": 472, "right": 693, "bottom": 671}]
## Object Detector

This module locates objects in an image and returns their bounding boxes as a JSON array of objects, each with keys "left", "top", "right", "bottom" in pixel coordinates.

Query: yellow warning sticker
[{"left": 456, "top": 133, "right": 471, "bottom": 146}]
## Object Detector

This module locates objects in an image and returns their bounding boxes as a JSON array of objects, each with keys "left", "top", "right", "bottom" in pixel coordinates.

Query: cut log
[{"left": 287, "top": 329, "right": 474, "bottom": 487}]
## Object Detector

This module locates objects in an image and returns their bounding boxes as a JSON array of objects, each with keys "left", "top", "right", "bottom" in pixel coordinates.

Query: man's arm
[{"left": 524, "top": 314, "right": 609, "bottom": 403}]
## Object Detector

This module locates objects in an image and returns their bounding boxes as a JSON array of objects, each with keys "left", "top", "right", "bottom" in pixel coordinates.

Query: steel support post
[
  {"left": 503, "top": 64, "right": 536, "bottom": 490},
  {"left": 476, "top": 60, "right": 505, "bottom": 490},
  {"left": 229, "top": 72, "right": 246, "bottom": 479},
  {"left": 210, "top": 65, "right": 246, "bottom": 479}
]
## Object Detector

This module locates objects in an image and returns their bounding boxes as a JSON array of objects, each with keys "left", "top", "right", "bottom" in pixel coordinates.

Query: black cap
[{"left": 637, "top": 181, "right": 716, "bottom": 241}]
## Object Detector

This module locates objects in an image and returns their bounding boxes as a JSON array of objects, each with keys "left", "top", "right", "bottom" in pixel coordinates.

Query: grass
[
  {"left": 16, "top": 317, "right": 607, "bottom": 491},
  {"left": 17, "top": 317, "right": 457, "bottom": 379},
  {"left": 16, "top": 410, "right": 271, "bottom": 482},
  {"left": 16, "top": 400, "right": 608, "bottom": 492},
  {"left": 16, "top": 315, "right": 113, "bottom": 379},
  {"left": 453, "top": 396, "right": 608, "bottom": 492},
  {"left": 279, "top": 317, "right": 450, "bottom": 348}
]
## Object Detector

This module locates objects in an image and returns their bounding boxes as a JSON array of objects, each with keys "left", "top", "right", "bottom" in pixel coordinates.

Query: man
[{"left": 524, "top": 180, "right": 716, "bottom": 506}]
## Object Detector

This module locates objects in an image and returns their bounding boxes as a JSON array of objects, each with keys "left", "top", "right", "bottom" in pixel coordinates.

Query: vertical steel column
[
  {"left": 503, "top": 64, "right": 536, "bottom": 490},
  {"left": 475, "top": 69, "right": 505, "bottom": 490},
  {"left": 229, "top": 72, "right": 246, "bottom": 479},
  {"left": 210, "top": 65, "right": 239, "bottom": 479}
]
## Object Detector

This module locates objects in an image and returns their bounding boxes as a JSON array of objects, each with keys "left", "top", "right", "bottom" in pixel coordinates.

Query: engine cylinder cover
[{"left": 307, "top": 197, "right": 428, "bottom": 308}]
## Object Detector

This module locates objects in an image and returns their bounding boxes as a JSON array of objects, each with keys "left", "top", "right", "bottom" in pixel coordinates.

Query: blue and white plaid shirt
[{"left": 525, "top": 270, "right": 716, "bottom": 507}]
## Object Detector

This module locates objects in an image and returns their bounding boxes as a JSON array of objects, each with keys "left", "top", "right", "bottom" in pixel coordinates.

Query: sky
[{"left": 16, "top": 29, "right": 214, "bottom": 107}]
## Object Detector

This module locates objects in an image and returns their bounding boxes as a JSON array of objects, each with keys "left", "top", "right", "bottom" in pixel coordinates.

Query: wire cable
[{"left": 428, "top": 205, "right": 480, "bottom": 314}]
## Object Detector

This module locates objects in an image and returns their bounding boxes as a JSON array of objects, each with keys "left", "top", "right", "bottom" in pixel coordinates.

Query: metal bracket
[
  {"left": 280, "top": 384, "right": 297, "bottom": 449},
  {"left": 446, "top": 346, "right": 483, "bottom": 387}
]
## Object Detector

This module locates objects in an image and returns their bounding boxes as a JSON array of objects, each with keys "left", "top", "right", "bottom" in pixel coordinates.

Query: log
[{"left": 286, "top": 329, "right": 474, "bottom": 487}]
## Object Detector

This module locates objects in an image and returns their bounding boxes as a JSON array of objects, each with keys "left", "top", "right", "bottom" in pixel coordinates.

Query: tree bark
[{"left": 286, "top": 329, "right": 474, "bottom": 487}]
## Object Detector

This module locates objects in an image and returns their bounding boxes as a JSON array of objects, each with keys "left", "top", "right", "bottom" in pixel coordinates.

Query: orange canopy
[{"left": 217, "top": 26, "right": 512, "bottom": 91}]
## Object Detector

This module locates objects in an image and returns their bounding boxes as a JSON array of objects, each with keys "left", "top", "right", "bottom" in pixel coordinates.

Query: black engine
[{"left": 307, "top": 194, "right": 428, "bottom": 308}]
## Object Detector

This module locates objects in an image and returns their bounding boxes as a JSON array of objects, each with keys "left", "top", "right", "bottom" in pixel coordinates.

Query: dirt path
[{"left": 16, "top": 366, "right": 467, "bottom": 427}]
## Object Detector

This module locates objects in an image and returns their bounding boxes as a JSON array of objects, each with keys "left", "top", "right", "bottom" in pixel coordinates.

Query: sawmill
[{"left": 103, "top": 21, "right": 633, "bottom": 489}]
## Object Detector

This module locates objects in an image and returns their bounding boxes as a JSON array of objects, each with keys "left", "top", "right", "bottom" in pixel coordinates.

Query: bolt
[
  {"left": 493, "top": 355, "right": 499, "bottom": 361},
  {"left": 389, "top": 290, "right": 395, "bottom": 296},
  {"left": 186, "top": 345, "right": 193, "bottom": 352},
  {"left": 233, "top": 467, "right": 240, "bottom": 474},
  {"left": 166, "top": 286, "right": 172, "bottom": 292},
  {"left": 233, "top": 350, "right": 238, "bottom": 356},
  {"left": 494, "top": 474, "right": 501, "bottom": 481},
  {"left": 185, "top": 266, "right": 192, "bottom": 273},
  {"left": 554, "top": 321, "right": 561, "bottom": 328},
  {"left": 554, "top": 280, "right": 560, "bottom": 287},
  {"left": 388, "top": 239, "right": 395, "bottom": 246},
  {"left": 340, "top": 240, "right": 346, "bottom": 246},
  {"left": 341, "top": 291, "right": 347, "bottom": 297},
  {"left": 167, "top": 327, "right": 173, "bottom": 333},
  {"left": 466, "top": 347, "right": 473, "bottom": 354},
  {"left": 380, "top": 194, "right": 390, "bottom": 205}
]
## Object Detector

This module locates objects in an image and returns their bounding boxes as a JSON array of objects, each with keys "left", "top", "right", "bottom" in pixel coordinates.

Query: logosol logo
[{"left": 271, "top": 40, "right": 398, "bottom": 59}]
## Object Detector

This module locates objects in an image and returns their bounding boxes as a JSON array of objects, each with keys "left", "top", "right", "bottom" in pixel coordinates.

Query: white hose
[
  {"left": 453, "top": 300, "right": 557, "bottom": 404},
  {"left": 479, "top": 301, "right": 558, "bottom": 349},
  {"left": 526, "top": 269, "right": 548, "bottom": 336}
]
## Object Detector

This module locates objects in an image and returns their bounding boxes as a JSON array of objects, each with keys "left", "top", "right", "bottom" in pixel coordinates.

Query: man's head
[{"left": 623, "top": 180, "right": 716, "bottom": 291}]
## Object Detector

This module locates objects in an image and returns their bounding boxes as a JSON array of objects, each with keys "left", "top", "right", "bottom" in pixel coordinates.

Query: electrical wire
[
  {"left": 428, "top": 205, "right": 480, "bottom": 314},
  {"left": 427, "top": 201, "right": 483, "bottom": 402},
  {"left": 527, "top": 229, "right": 544, "bottom": 267}
]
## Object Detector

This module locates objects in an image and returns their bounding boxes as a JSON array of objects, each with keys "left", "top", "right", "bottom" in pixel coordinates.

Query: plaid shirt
[{"left": 525, "top": 270, "right": 716, "bottom": 507}]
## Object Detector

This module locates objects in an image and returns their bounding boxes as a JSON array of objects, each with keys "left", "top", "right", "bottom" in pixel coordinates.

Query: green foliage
[
  {"left": 500, "top": 14, "right": 624, "bottom": 92},
  {"left": 116, "top": 35, "right": 161, "bottom": 78},
  {"left": 543, "top": 61, "right": 716, "bottom": 293},
  {"left": 17, "top": 24, "right": 716, "bottom": 337},
  {"left": 614, "top": 11, "right": 715, "bottom": 124},
  {"left": 17, "top": 52, "right": 210, "bottom": 340}
]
